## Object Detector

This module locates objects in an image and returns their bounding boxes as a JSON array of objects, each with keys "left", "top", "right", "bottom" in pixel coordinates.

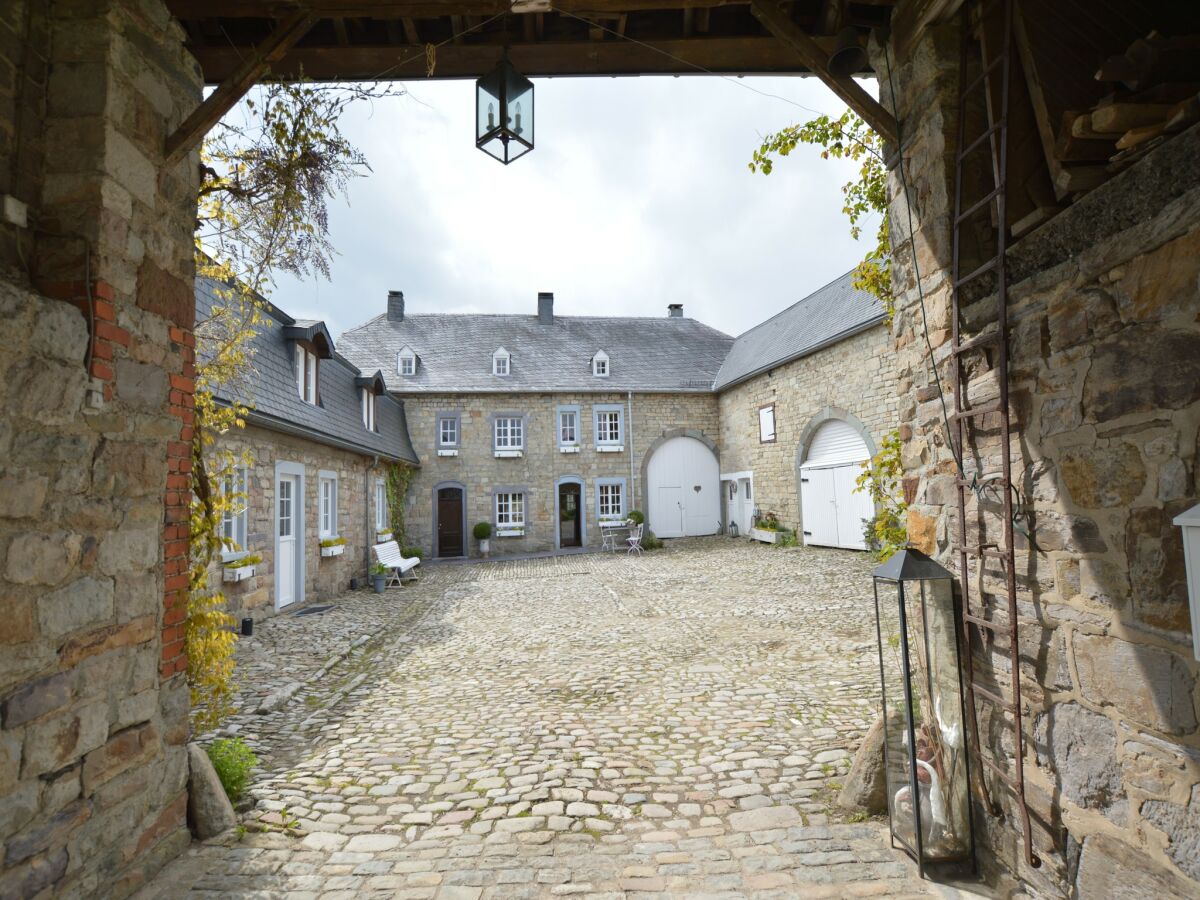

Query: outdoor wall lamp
[
  {"left": 872, "top": 548, "right": 973, "bottom": 878},
  {"left": 476, "top": 52, "right": 534, "bottom": 164}
]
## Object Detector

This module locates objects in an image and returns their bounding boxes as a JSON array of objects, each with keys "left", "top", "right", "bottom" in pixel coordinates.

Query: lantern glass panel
[
  {"left": 476, "top": 65, "right": 503, "bottom": 144},
  {"left": 874, "top": 555, "right": 971, "bottom": 870}
]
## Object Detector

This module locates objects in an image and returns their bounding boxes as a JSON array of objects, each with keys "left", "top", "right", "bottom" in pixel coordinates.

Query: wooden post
[
  {"left": 164, "top": 10, "right": 316, "bottom": 167},
  {"left": 750, "top": 0, "right": 899, "bottom": 146}
]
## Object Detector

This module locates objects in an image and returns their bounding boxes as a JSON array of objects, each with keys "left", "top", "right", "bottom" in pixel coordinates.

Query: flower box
[
  {"left": 437, "top": 449, "right": 459, "bottom": 457},
  {"left": 320, "top": 543, "right": 345, "bottom": 558},
  {"left": 494, "top": 449, "right": 523, "bottom": 459},
  {"left": 559, "top": 445, "right": 581, "bottom": 454},
  {"left": 496, "top": 528, "right": 525, "bottom": 538},
  {"left": 223, "top": 563, "right": 256, "bottom": 582},
  {"left": 595, "top": 445, "right": 625, "bottom": 453},
  {"left": 749, "top": 527, "right": 778, "bottom": 544},
  {"left": 376, "top": 531, "right": 393, "bottom": 543}
]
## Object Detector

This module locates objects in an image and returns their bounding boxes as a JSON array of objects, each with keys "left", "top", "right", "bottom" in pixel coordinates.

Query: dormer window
[
  {"left": 360, "top": 388, "right": 376, "bottom": 431},
  {"left": 295, "top": 344, "right": 319, "bottom": 404},
  {"left": 493, "top": 347, "right": 511, "bottom": 376},
  {"left": 398, "top": 345, "right": 417, "bottom": 377},
  {"left": 592, "top": 350, "right": 610, "bottom": 377}
]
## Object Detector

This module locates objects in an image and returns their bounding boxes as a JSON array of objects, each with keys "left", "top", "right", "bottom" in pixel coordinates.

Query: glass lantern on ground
[
  {"left": 476, "top": 55, "right": 533, "bottom": 164},
  {"left": 872, "top": 548, "right": 972, "bottom": 878}
]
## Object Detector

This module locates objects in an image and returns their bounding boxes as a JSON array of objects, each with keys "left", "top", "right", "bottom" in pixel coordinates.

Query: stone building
[
  {"left": 715, "top": 272, "right": 899, "bottom": 548},
  {"left": 197, "top": 278, "right": 418, "bottom": 621},
  {"left": 337, "top": 277, "right": 896, "bottom": 559},
  {"left": 874, "top": 5, "right": 1200, "bottom": 897},
  {"left": 338, "top": 291, "right": 733, "bottom": 556}
]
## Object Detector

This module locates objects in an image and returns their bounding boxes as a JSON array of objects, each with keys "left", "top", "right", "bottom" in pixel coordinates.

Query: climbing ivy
[
  {"left": 749, "top": 110, "right": 894, "bottom": 320},
  {"left": 854, "top": 429, "right": 909, "bottom": 561},
  {"left": 385, "top": 461, "right": 418, "bottom": 546}
]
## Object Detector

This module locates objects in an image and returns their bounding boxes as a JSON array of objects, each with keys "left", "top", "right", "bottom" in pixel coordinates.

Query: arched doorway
[
  {"left": 645, "top": 434, "right": 720, "bottom": 538},
  {"left": 797, "top": 417, "right": 875, "bottom": 550}
]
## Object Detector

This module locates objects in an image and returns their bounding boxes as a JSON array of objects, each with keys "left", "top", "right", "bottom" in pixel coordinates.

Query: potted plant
[
  {"left": 473, "top": 521, "right": 492, "bottom": 557},
  {"left": 627, "top": 509, "right": 645, "bottom": 525},
  {"left": 222, "top": 552, "right": 262, "bottom": 583},
  {"left": 749, "top": 511, "right": 782, "bottom": 545},
  {"left": 369, "top": 561, "right": 388, "bottom": 593},
  {"left": 320, "top": 536, "right": 346, "bottom": 557},
  {"left": 376, "top": 527, "right": 393, "bottom": 543}
]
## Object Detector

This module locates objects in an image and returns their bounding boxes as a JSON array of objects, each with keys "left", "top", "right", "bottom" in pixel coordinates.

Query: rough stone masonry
[{"left": 0, "top": 1, "right": 202, "bottom": 896}]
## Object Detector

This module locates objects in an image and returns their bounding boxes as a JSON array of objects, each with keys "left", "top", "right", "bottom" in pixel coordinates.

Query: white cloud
[{"left": 267, "top": 74, "right": 878, "bottom": 341}]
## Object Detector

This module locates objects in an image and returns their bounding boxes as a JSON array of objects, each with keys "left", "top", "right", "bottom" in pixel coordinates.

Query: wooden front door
[
  {"left": 437, "top": 487, "right": 464, "bottom": 557},
  {"left": 559, "top": 482, "right": 581, "bottom": 548}
]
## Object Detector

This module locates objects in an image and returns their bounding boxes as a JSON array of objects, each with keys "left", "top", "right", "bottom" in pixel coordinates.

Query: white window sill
[
  {"left": 595, "top": 445, "right": 625, "bottom": 453},
  {"left": 496, "top": 528, "right": 525, "bottom": 537},
  {"left": 494, "top": 449, "right": 524, "bottom": 458},
  {"left": 437, "top": 448, "right": 459, "bottom": 457},
  {"left": 559, "top": 445, "right": 580, "bottom": 454}
]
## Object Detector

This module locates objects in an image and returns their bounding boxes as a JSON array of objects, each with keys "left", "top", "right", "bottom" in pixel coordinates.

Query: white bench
[{"left": 372, "top": 541, "right": 421, "bottom": 588}]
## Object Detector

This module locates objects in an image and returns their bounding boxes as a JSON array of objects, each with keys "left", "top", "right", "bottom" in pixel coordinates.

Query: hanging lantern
[
  {"left": 476, "top": 53, "right": 534, "bottom": 164},
  {"left": 872, "top": 548, "right": 972, "bottom": 878}
]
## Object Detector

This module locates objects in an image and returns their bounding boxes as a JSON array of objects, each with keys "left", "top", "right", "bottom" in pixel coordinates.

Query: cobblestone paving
[{"left": 143, "top": 539, "right": 932, "bottom": 898}]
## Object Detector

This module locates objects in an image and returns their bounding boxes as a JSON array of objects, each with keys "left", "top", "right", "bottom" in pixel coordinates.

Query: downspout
[
  {"left": 627, "top": 391, "right": 635, "bottom": 510},
  {"left": 366, "top": 455, "right": 377, "bottom": 579}
]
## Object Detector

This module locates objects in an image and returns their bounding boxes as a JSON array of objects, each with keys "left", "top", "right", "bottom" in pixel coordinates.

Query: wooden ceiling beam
[
  {"left": 750, "top": 0, "right": 897, "bottom": 144},
  {"left": 402, "top": 16, "right": 420, "bottom": 41},
  {"left": 165, "top": 10, "right": 316, "bottom": 166},
  {"left": 189, "top": 34, "right": 828, "bottom": 81},
  {"left": 166, "top": 0, "right": 768, "bottom": 18}
]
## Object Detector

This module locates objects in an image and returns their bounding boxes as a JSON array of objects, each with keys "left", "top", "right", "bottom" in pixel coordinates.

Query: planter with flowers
[
  {"left": 223, "top": 552, "right": 262, "bottom": 583},
  {"left": 320, "top": 536, "right": 346, "bottom": 558}
]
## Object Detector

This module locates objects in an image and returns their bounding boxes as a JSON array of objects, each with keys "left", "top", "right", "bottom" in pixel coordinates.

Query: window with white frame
[
  {"left": 559, "top": 409, "right": 577, "bottom": 445},
  {"left": 758, "top": 404, "right": 776, "bottom": 443},
  {"left": 319, "top": 473, "right": 338, "bottom": 538},
  {"left": 597, "top": 481, "right": 625, "bottom": 519},
  {"left": 438, "top": 415, "right": 459, "bottom": 447},
  {"left": 494, "top": 416, "right": 524, "bottom": 450},
  {"left": 375, "top": 479, "right": 388, "bottom": 532},
  {"left": 220, "top": 466, "right": 248, "bottom": 552},
  {"left": 294, "top": 344, "right": 318, "bottom": 404},
  {"left": 360, "top": 388, "right": 376, "bottom": 430},
  {"left": 592, "top": 351, "right": 610, "bottom": 377},
  {"left": 398, "top": 347, "right": 416, "bottom": 376},
  {"left": 595, "top": 407, "right": 623, "bottom": 446},
  {"left": 492, "top": 347, "right": 510, "bottom": 376},
  {"left": 495, "top": 491, "right": 525, "bottom": 528}
]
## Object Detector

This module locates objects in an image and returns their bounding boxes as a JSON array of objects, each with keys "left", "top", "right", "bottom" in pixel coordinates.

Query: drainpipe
[
  {"left": 366, "top": 455, "right": 377, "bottom": 578},
  {"left": 627, "top": 391, "right": 635, "bottom": 509}
]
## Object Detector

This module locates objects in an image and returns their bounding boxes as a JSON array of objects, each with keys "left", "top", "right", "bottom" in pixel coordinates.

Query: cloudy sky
[{"left": 266, "top": 74, "right": 874, "bottom": 341}]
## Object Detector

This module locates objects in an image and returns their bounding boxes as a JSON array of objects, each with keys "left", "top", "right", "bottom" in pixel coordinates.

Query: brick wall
[
  {"left": 0, "top": 1, "right": 201, "bottom": 896},
  {"left": 399, "top": 391, "right": 720, "bottom": 556},
  {"left": 879, "top": 19, "right": 1200, "bottom": 898},
  {"left": 213, "top": 424, "right": 391, "bottom": 619},
  {"left": 716, "top": 324, "right": 900, "bottom": 533}
]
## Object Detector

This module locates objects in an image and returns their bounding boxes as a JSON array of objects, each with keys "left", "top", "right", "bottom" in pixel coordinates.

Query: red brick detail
[{"left": 160, "top": 323, "right": 196, "bottom": 682}]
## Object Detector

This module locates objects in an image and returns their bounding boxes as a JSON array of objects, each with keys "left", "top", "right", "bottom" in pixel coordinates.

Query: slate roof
[
  {"left": 195, "top": 277, "right": 419, "bottom": 464},
  {"left": 338, "top": 312, "right": 736, "bottom": 394},
  {"left": 712, "top": 271, "right": 885, "bottom": 391}
]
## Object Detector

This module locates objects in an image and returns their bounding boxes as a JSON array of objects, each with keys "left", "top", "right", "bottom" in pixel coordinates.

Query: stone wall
[
  {"left": 879, "top": 18, "right": 1200, "bottom": 898},
  {"left": 0, "top": 1, "right": 201, "bottom": 896},
  {"left": 398, "top": 391, "right": 720, "bottom": 556},
  {"left": 213, "top": 424, "right": 392, "bottom": 619},
  {"left": 716, "top": 324, "right": 899, "bottom": 532}
]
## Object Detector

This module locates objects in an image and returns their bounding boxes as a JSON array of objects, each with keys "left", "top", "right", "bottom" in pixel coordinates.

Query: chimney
[
  {"left": 667, "top": 303, "right": 683, "bottom": 318},
  {"left": 538, "top": 291, "right": 554, "bottom": 325},
  {"left": 387, "top": 290, "right": 405, "bottom": 322}
]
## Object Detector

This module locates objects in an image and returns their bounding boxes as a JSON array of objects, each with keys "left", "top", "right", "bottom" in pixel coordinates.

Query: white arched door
[
  {"left": 800, "top": 420, "right": 875, "bottom": 550},
  {"left": 647, "top": 436, "right": 720, "bottom": 538}
]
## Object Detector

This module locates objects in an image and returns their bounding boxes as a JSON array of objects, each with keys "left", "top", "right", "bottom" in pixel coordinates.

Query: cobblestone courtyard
[{"left": 142, "top": 539, "right": 933, "bottom": 898}]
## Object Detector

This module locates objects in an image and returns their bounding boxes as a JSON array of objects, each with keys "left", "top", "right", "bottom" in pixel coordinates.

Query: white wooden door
[
  {"left": 833, "top": 465, "right": 872, "bottom": 551},
  {"left": 647, "top": 436, "right": 720, "bottom": 538},
  {"left": 655, "top": 486, "right": 684, "bottom": 538},
  {"left": 800, "top": 467, "right": 840, "bottom": 547},
  {"left": 277, "top": 475, "right": 297, "bottom": 607},
  {"left": 737, "top": 478, "right": 753, "bottom": 534}
]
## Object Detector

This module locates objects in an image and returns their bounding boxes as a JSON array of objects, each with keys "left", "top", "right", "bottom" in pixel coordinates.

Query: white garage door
[
  {"left": 800, "top": 420, "right": 875, "bottom": 550},
  {"left": 647, "top": 436, "right": 720, "bottom": 538}
]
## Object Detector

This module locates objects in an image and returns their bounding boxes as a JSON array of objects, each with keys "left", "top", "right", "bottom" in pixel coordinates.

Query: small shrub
[
  {"left": 369, "top": 561, "right": 387, "bottom": 576},
  {"left": 402, "top": 546, "right": 422, "bottom": 559},
  {"left": 627, "top": 509, "right": 645, "bottom": 525},
  {"left": 641, "top": 530, "right": 663, "bottom": 551},
  {"left": 777, "top": 529, "right": 798, "bottom": 548},
  {"left": 473, "top": 521, "right": 492, "bottom": 540},
  {"left": 206, "top": 737, "right": 257, "bottom": 803}
]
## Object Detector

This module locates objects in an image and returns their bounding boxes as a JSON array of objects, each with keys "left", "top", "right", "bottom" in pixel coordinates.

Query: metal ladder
[{"left": 949, "top": 0, "right": 1040, "bottom": 872}]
